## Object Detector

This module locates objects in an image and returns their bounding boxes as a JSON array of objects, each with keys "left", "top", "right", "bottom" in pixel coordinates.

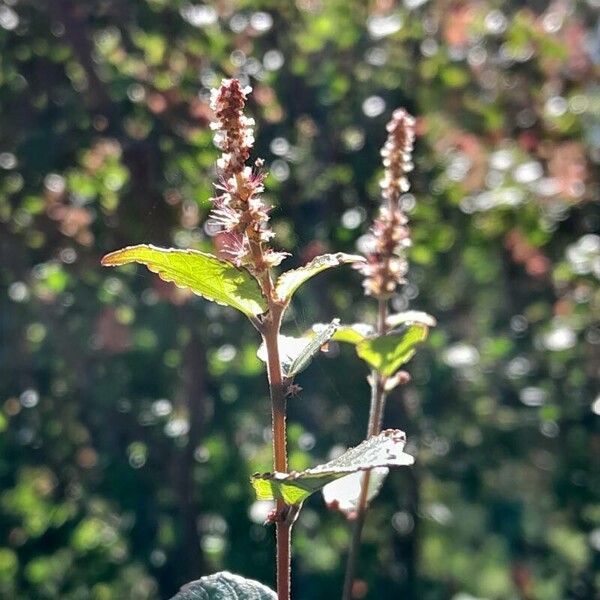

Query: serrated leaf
[
  {"left": 257, "top": 319, "right": 339, "bottom": 378},
  {"left": 312, "top": 322, "right": 375, "bottom": 345},
  {"left": 169, "top": 571, "right": 276, "bottom": 600},
  {"left": 251, "top": 429, "right": 413, "bottom": 505},
  {"left": 287, "top": 319, "right": 339, "bottom": 377},
  {"left": 386, "top": 310, "right": 437, "bottom": 329},
  {"left": 101, "top": 245, "right": 267, "bottom": 318},
  {"left": 356, "top": 323, "right": 429, "bottom": 377},
  {"left": 312, "top": 313, "right": 435, "bottom": 347},
  {"left": 275, "top": 253, "right": 365, "bottom": 303},
  {"left": 322, "top": 467, "right": 389, "bottom": 517}
]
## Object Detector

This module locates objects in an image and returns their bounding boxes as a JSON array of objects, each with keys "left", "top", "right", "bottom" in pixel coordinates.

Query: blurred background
[{"left": 1, "top": 1, "right": 599, "bottom": 599}]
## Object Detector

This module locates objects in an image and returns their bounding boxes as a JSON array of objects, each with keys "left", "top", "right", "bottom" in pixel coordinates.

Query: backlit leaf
[
  {"left": 275, "top": 253, "right": 364, "bottom": 303},
  {"left": 356, "top": 323, "right": 429, "bottom": 377},
  {"left": 257, "top": 319, "right": 339, "bottom": 377},
  {"left": 312, "top": 322, "right": 375, "bottom": 345},
  {"left": 286, "top": 319, "right": 339, "bottom": 376},
  {"left": 251, "top": 429, "right": 413, "bottom": 505},
  {"left": 101, "top": 245, "right": 267, "bottom": 318},
  {"left": 322, "top": 467, "right": 389, "bottom": 517},
  {"left": 386, "top": 310, "right": 437, "bottom": 329}
]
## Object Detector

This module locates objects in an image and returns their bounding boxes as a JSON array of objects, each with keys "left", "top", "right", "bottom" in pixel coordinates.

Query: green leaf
[
  {"left": 101, "top": 245, "right": 267, "bottom": 318},
  {"left": 257, "top": 319, "right": 339, "bottom": 378},
  {"left": 275, "top": 253, "right": 364, "bottom": 303},
  {"left": 251, "top": 429, "right": 413, "bottom": 505},
  {"left": 386, "top": 310, "right": 437, "bottom": 329},
  {"left": 169, "top": 571, "right": 276, "bottom": 600},
  {"left": 356, "top": 323, "right": 429, "bottom": 377},
  {"left": 286, "top": 319, "right": 339, "bottom": 377},
  {"left": 322, "top": 467, "right": 389, "bottom": 517},
  {"left": 312, "top": 313, "right": 435, "bottom": 347},
  {"left": 257, "top": 335, "right": 307, "bottom": 375},
  {"left": 316, "top": 322, "right": 374, "bottom": 345}
]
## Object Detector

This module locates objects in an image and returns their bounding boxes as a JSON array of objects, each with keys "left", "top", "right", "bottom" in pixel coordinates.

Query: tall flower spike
[
  {"left": 358, "top": 108, "right": 416, "bottom": 299},
  {"left": 208, "top": 79, "right": 288, "bottom": 271},
  {"left": 210, "top": 79, "right": 255, "bottom": 180}
]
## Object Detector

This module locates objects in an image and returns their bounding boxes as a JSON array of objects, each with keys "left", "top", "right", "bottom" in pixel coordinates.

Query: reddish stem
[
  {"left": 257, "top": 268, "right": 291, "bottom": 600},
  {"left": 342, "top": 298, "right": 388, "bottom": 600}
]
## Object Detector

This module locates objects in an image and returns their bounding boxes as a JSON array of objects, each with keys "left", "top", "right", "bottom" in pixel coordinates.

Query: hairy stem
[
  {"left": 261, "top": 292, "right": 290, "bottom": 600},
  {"left": 342, "top": 298, "right": 388, "bottom": 600},
  {"left": 235, "top": 163, "right": 291, "bottom": 599}
]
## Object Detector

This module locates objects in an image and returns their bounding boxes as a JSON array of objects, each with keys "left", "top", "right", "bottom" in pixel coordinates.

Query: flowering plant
[{"left": 102, "top": 79, "right": 432, "bottom": 600}]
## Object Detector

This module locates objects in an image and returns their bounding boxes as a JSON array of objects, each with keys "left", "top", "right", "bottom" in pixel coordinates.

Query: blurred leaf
[
  {"left": 356, "top": 324, "right": 429, "bottom": 377},
  {"left": 251, "top": 429, "right": 413, "bottom": 505},
  {"left": 101, "top": 245, "right": 267, "bottom": 317},
  {"left": 275, "top": 253, "right": 364, "bottom": 303},
  {"left": 386, "top": 310, "right": 437, "bottom": 329},
  {"left": 169, "top": 571, "right": 276, "bottom": 600}
]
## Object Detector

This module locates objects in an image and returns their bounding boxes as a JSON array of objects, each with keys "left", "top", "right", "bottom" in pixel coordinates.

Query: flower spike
[
  {"left": 357, "top": 108, "right": 416, "bottom": 299},
  {"left": 208, "top": 79, "right": 287, "bottom": 272}
]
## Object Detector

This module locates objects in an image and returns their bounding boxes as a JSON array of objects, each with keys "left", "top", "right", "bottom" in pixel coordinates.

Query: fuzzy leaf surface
[
  {"left": 251, "top": 429, "right": 413, "bottom": 505},
  {"left": 275, "top": 253, "right": 364, "bottom": 303},
  {"left": 356, "top": 323, "right": 429, "bottom": 377},
  {"left": 101, "top": 245, "right": 267, "bottom": 317},
  {"left": 169, "top": 571, "right": 276, "bottom": 600}
]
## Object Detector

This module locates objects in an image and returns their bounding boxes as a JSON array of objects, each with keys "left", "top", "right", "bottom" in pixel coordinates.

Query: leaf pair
[
  {"left": 101, "top": 244, "right": 363, "bottom": 317},
  {"left": 318, "top": 311, "right": 436, "bottom": 378},
  {"left": 251, "top": 429, "right": 414, "bottom": 506}
]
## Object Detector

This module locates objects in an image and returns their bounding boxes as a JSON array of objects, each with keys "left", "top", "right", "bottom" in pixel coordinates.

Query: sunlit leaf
[
  {"left": 287, "top": 319, "right": 339, "bottom": 376},
  {"left": 312, "top": 313, "right": 435, "bottom": 347},
  {"left": 257, "top": 335, "right": 307, "bottom": 373},
  {"left": 311, "top": 322, "right": 375, "bottom": 345},
  {"left": 251, "top": 429, "right": 413, "bottom": 505},
  {"left": 169, "top": 571, "right": 276, "bottom": 600},
  {"left": 275, "top": 253, "right": 365, "bottom": 303},
  {"left": 322, "top": 467, "right": 389, "bottom": 517},
  {"left": 356, "top": 324, "right": 429, "bottom": 377},
  {"left": 101, "top": 245, "right": 267, "bottom": 317},
  {"left": 386, "top": 310, "right": 437, "bottom": 329},
  {"left": 257, "top": 320, "right": 339, "bottom": 377}
]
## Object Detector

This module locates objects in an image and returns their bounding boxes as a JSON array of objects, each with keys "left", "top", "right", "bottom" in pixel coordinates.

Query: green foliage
[
  {"left": 275, "top": 253, "right": 364, "bottom": 303},
  {"left": 386, "top": 311, "right": 437, "bottom": 330},
  {"left": 329, "top": 323, "right": 374, "bottom": 345},
  {"left": 251, "top": 430, "right": 413, "bottom": 505},
  {"left": 169, "top": 572, "right": 275, "bottom": 600},
  {"left": 285, "top": 319, "right": 340, "bottom": 377},
  {"left": 356, "top": 324, "right": 430, "bottom": 377},
  {"left": 257, "top": 320, "right": 340, "bottom": 378},
  {"left": 101, "top": 245, "right": 267, "bottom": 318}
]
